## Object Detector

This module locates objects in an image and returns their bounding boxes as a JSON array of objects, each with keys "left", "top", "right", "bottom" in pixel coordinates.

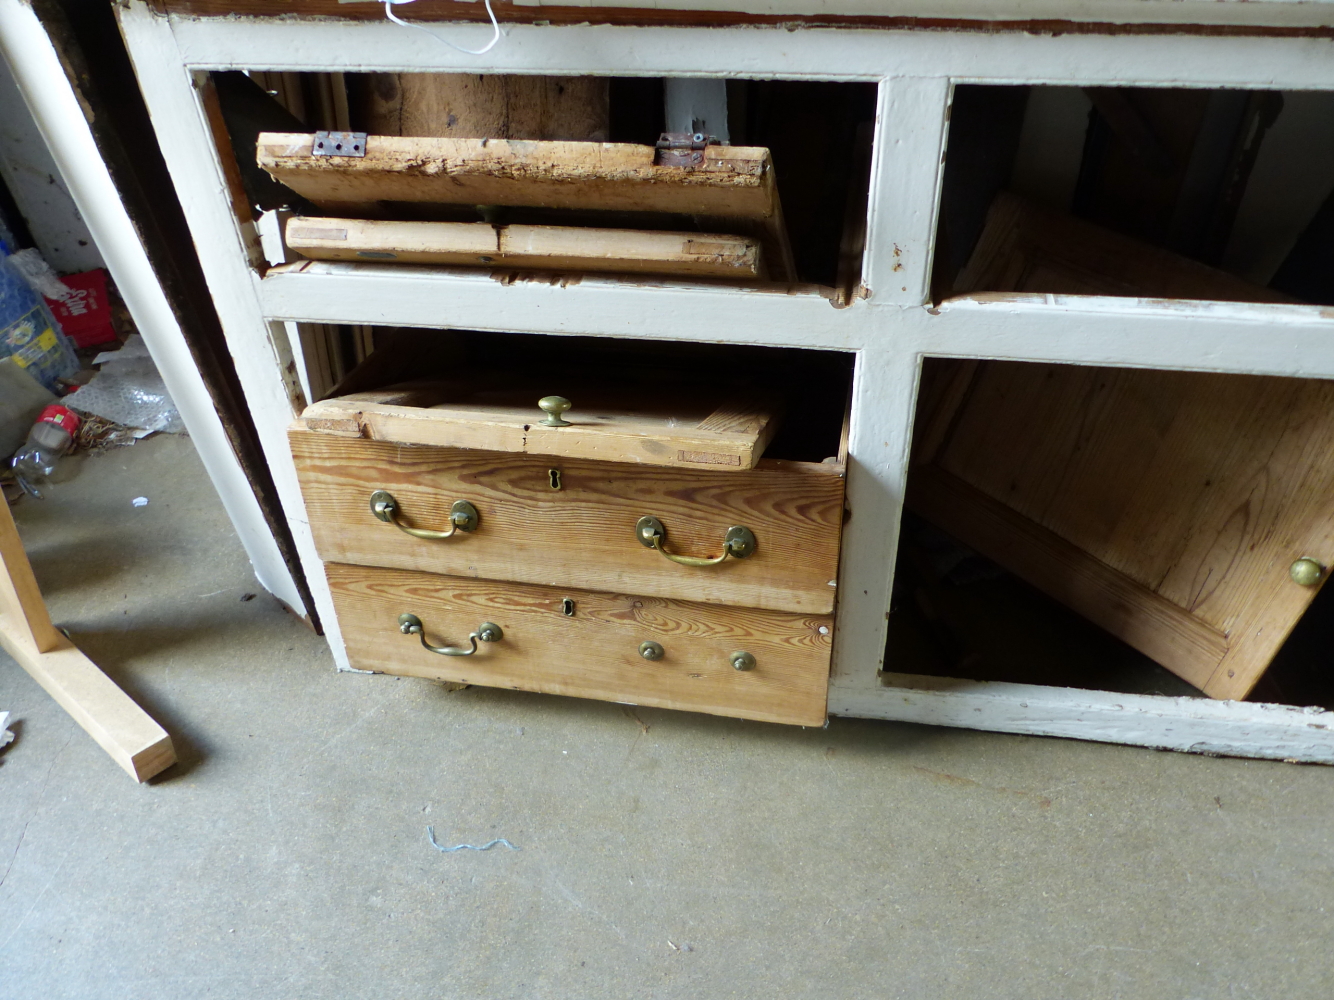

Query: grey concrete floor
[{"left": 0, "top": 434, "right": 1332, "bottom": 999}]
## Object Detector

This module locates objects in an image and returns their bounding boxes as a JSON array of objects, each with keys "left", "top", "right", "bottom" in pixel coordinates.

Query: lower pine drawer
[{"left": 326, "top": 563, "right": 833, "bottom": 726}]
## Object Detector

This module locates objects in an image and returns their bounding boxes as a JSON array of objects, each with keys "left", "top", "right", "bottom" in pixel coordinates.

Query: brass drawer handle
[
  {"left": 371, "top": 490, "right": 478, "bottom": 540},
  {"left": 635, "top": 515, "right": 756, "bottom": 567},
  {"left": 398, "top": 613, "right": 503, "bottom": 656}
]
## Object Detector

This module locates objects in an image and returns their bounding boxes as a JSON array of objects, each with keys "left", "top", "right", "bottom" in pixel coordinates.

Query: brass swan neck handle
[
  {"left": 635, "top": 516, "right": 756, "bottom": 567},
  {"left": 398, "top": 614, "right": 503, "bottom": 656},
  {"left": 371, "top": 491, "right": 478, "bottom": 540}
]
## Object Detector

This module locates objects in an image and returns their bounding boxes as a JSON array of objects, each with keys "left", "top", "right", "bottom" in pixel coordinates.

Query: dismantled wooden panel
[
  {"left": 298, "top": 378, "right": 782, "bottom": 470},
  {"left": 912, "top": 194, "right": 1325, "bottom": 700},
  {"left": 913, "top": 362, "right": 1334, "bottom": 700},
  {"left": 327, "top": 563, "right": 832, "bottom": 726},
  {"left": 952, "top": 192, "right": 1295, "bottom": 303},
  {"left": 258, "top": 132, "right": 773, "bottom": 215},
  {"left": 256, "top": 132, "right": 797, "bottom": 280},
  {"left": 290, "top": 429, "right": 845, "bottom": 614},
  {"left": 285, "top": 216, "right": 761, "bottom": 278}
]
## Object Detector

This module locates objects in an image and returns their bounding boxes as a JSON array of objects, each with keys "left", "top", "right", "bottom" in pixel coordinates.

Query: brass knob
[
  {"left": 538, "top": 396, "right": 572, "bottom": 427},
  {"left": 1290, "top": 557, "right": 1325, "bottom": 587},
  {"left": 639, "top": 640, "right": 664, "bottom": 661},
  {"left": 730, "top": 651, "right": 756, "bottom": 671}
]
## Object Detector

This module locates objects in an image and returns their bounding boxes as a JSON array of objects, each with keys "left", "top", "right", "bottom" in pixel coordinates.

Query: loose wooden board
[
  {"left": 326, "top": 563, "right": 833, "bottom": 726},
  {"left": 298, "top": 379, "right": 783, "bottom": 470},
  {"left": 285, "top": 216, "right": 761, "bottom": 278},
  {"left": 917, "top": 194, "right": 1331, "bottom": 699},
  {"left": 0, "top": 495, "right": 174, "bottom": 782},
  {"left": 256, "top": 132, "right": 797, "bottom": 280},
  {"left": 0, "top": 623, "right": 177, "bottom": 782},
  {"left": 290, "top": 429, "right": 845, "bottom": 614}
]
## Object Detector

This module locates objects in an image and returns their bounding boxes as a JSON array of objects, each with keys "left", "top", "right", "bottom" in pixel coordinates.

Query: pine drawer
[
  {"left": 326, "top": 563, "right": 833, "bottom": 726},
  {"left": 291, "top": 430, "right": 845, "bottom": 615}
]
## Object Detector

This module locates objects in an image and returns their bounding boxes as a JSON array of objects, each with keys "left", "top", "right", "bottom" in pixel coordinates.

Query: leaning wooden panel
[
  {"left": 916, "top": 194, "right": 1333, "bottom": 700},
  {"left": 326, "top": 564, "right": 833, "bottom": 726},
  {"left": 906, "top": 466, "right": 1230, "bottom": 688},
  {"left": 290, "top": 429, "right": 845, "bottom": 615},
  {"left": 284, "top": 216, "right": 762, "bottom": 278},
  {"left": 952, "top": 193, "right": 1295, "bottom": 303}
]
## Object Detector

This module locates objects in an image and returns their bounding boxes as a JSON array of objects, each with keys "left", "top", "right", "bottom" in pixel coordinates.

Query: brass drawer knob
[
  {"left": 730, "top": 650, "right": 756, "bottom": 671},
  {"left": 635, "top": 515, "right": 756, "bottom": 567},
  {"left": 639, "top": 640, "right": 665, "bottom": 661},
  {"left": 371, "top": 490, "right": 478, "bottom": 540},
  {"left": 538, "top": 396, "right": 572, "bottom": 426},
  {"left": 1291, "top": 557, "right": 1326, "bottom": 587},
  {"left": 398, "top": 613, "right": 503, "bottom": 657}
]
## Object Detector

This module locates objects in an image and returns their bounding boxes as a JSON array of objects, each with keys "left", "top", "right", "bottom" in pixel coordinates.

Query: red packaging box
[{"left": 44, "top": 268, "right": 116, "bottom": 348}]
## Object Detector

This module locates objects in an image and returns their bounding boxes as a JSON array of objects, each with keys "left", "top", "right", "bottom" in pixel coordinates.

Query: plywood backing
[
  {"left": 256, "top": 132, "right": 797, "bottom": 280},
  {"left": 914, "top": 194, "right": 1329, "bottom": 699},
  {"left": 326, "top": 563, "right": 832, "bottom": 726},
  {"left": 297, "top": 379, "right": 783, "bottom": 470},
  {"left": 290, "top": 429, "right": 845, "bottom": 615},
  {"left": 284, "top": 216, "right": 761, "bottom": 278}
]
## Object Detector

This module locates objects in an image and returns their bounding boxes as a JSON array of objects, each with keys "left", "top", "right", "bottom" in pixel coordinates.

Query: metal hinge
[
  {"left": 311, "top": 131, "right": 368, "bottom": 157},
  {"left": 654, "top": 132, "right": 720, "bottom": 167}
]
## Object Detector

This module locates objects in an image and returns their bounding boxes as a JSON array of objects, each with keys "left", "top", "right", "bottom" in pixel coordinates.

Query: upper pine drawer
[
  {"left": 290, "top": 431, "right": 845, "bottom": 615},
  {"left": 288, "top": 333, "right": 852, "bottom": 614}
]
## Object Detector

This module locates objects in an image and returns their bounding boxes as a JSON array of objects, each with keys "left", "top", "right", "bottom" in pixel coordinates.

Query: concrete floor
[{"left": 1, "top": 434, "right": 1332, "bottom": 999}]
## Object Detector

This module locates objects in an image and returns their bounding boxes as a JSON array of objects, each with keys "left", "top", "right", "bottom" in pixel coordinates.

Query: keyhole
[
  {"left": 561, "top": 598, "right": 576, "bottom": 617},
  {"left": 549, "top": 469, "right": 562, "bottom": 490}
]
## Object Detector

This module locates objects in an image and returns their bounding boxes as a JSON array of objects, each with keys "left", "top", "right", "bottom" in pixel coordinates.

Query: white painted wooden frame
[{"left": 116, "top": 1, "right": 1334, "bottom": 761}]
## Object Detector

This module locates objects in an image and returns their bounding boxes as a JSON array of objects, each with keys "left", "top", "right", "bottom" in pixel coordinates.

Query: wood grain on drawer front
[
  {"left": 291, "top": 429, "right": 845, "bottom": 614},
  {"left": 326, "top": 564, "right": 832, "bottom": 726}
]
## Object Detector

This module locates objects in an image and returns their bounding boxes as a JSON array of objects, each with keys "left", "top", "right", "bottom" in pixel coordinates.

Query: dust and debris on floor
[{"left": 1, "top": 436, "right": 1333, "bottom": 1000}]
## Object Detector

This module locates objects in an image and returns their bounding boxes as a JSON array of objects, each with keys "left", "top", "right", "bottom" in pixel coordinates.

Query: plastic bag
[
  {"left": 0, "top": 251, "right": 79, "bottom": 392},
  {"left": 63, "top": 334, "right": 184, "bottom": 434}
]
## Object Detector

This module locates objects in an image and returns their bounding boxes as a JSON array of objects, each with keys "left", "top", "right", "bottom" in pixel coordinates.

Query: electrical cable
[{"left": 383, "top": 0, "right": 503, "bottom": 57}]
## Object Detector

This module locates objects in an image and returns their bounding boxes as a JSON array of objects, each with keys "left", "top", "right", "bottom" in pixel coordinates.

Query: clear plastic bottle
[{"left": 12, "top": 404, "right": 78, "bottom": 498}]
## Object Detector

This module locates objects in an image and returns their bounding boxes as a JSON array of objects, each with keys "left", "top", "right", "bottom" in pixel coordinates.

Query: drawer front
[
  {"left": 292, "top": 429, "right": 845, "bottom": 615},
  {"left": 326, "top": 563, "right": 833, "bottom": 726}
]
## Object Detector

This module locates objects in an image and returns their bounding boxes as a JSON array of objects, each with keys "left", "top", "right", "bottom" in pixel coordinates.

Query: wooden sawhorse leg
[{"left": 0, "top": 498, "right": 175, "bottom": 782}]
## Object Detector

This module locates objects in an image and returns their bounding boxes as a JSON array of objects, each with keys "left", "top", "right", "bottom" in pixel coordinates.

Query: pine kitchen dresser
[{"left": 112, "top": 0, "right": 1334, "bottom": 761}]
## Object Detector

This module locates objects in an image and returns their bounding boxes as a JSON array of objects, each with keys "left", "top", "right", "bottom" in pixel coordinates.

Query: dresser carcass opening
[
  {"left": 290, "top": 331, "right": 853, "bottom": 725},
  {"left": 209, "top": 70, "right": 875, "bottom": 294}
]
